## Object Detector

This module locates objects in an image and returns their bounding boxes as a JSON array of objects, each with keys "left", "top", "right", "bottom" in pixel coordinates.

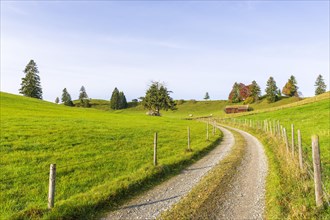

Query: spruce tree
[
  {"left": 315, "top": 74, "right": 327, "bottom": 95},
  {"left": 19, "top": 60, "right": 43, "bottom": 99},
  {"left": 230, "top": 82, "right": 241, "bottom": 103},
  {"left": 204, "top": 92, "right": 210, "bottom": 100},
  {"left": 250, "top": 80, "right": 261, "bottom": 101},
  {"left": 282, "top": 75, "right": 298, "bottom": 97},
  {"left": 265, "top": 77, "right": 278, "bottom": 103},
  {"left": 79, "top": 86, "right": 88, "bottom": 100},
  {"left": 118, "top": 91, "right": 128, "bottom": 109},
  {"left": 110, "top": 87, "right": 120, "bottom": 110},
  {"left": 79, "top": 86, "right": 90, "bottom": 107},
  {"left": 61, "top": 88, "right": 74, "bottom": 106},
  {"left": 55, "top": 97, "right": 59, "bottom": 104}
]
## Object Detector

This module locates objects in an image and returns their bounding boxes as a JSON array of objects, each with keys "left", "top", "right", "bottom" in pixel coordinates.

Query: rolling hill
[{"left": 0, "top": 92, "right": 220, "bottom": 219}]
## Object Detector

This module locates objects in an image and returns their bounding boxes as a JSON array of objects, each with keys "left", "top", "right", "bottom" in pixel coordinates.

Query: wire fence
[
  {"left": 1, "top": 124, "right": 221, "bottom": 212},
  {"left": 216, "top": 117, "right": 330, "bottom": 207}
]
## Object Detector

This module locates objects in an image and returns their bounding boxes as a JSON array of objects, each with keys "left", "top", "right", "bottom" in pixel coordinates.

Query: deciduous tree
[
  {"left": 282, "top": 75, "right": 299, "bottom": 97},
  {"left": 19, "top": 60, "right": 43, "bottom": 99}
]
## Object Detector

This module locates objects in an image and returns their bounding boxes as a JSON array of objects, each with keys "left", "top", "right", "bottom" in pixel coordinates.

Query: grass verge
[
  {"left": 220, "top": 122, "right": 330, "bottom": 219},
  {"left": 160, "top": 128, "right": 246, "bottom": 219}
]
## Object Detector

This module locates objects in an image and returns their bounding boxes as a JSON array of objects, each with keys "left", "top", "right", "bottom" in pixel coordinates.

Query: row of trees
[
  {"left": 19, "top": 60, "right": 328, "bottom": 113},
  {"left": 18, "top": 60, "right": 129, "bottom": 109},
  {"left": 228, "top": 75, "right": 327, "bottom": 103},
  {"left": 55, "top": 86, "right": 90, "bottom": 107}
]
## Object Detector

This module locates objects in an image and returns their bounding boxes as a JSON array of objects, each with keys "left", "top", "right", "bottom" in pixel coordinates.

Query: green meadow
[
  {"left": 233, "top": 93, "right": 330, "bottom": 189},
  {"left": 0, "top": 92, "right": 219, "bottom": 219},
  {"left": 1, "top": 90, "right": 328, "bottom": 219}
]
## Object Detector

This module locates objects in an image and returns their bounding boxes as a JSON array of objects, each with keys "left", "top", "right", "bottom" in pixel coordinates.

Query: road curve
[
  {"left": 212, "top": 125, "right": 268, "bottom": 219},
  {"left": 101, "top": 127, "right": 235, "bottom": 220}
]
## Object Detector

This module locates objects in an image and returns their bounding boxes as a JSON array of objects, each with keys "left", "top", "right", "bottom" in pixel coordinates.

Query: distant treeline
[{"left": 228, "top": 75, "right": 327, "bottom": 104}]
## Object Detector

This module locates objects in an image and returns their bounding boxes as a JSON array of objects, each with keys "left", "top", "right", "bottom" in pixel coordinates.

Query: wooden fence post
[
  {"left": 269, "top": 121, "right": 272, "bottom": 135},
  {"left": 154, "top": 132, "right": 158, "bottom": 166},
  {"left": 298, "top": 130, "right": 303, "bottom": 170},
  {"left": 283, "top": 128, "right": 289, "bottom": 153},
  {"left": 187, "top": 127, "right": 190, "bottom": 151},
  {"left": 206, "top": 122, "right": 209, "bottom": 140},
  {"left": 312, "top": 135, "right": 323, "bottom": 207},
  {"left": 291, "top": 124, "right": 295, "bottom": 156},
  {"left": 48, "top": 164, "right": 56, "bottom": 209},
  {"left": 212, "top": 121, "right": 215, "bottom": 135}
]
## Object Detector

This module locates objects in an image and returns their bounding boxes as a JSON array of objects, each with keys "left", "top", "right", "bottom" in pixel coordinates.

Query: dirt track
[
  {"left": 210, "top": 125, "right": 268, "bottom": 219},
  {"left": 101, "top": 125, "right": 268, "bottom": 219}
]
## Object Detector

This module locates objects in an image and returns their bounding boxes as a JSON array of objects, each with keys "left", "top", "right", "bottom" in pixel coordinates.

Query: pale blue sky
[{"left": 1, "top": 1, "right": 329, "bottom": 102}]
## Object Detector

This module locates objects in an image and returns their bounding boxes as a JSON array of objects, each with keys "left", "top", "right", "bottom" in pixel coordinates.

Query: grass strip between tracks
[{"left": 160, "top": 128, "right": 246, "bottom": 219}]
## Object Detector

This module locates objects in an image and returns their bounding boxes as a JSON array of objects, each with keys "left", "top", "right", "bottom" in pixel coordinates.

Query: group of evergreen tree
[
  {"left": 57, "top": 86, "right": 90, "bottom": 107},
  {"left": 110, "top": 88, "right": 128, "bottom": 110}
]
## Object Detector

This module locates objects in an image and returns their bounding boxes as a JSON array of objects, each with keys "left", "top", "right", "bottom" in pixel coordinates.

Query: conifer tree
[
  {"left": 79, "top": 86, "right": 88, "bottom": 100},
  {"left": 231, "top": 82, "right": 241, "bottom": 103},
  {"left": 315, "top": 74, "right": 327, "bottom": 95},
  {"left": 55, "top": 97, "right": 59, "bottom": 104},
  {"left": 19, "top": 60, "right": 43, "bottom": 99},
  {"left": 142, "top": 81, "right": 176, "bottom": 116},
  {"left": 61, "top": 88, "right": 74, "bottom": 106},
  {"left": 110, "top": 87, "right": 120, "bottom": 110},
  {"left": 282, "top": 75, "right": 299, "bottom": 97},
  {"left": 250, "top": 80, "right": 261, "bottom": 101},
  {"left": 79, "top": 86, "right": 90, "bottom": 107},
  {"left": 118, "top": 91, "right": 128, "bottom": 109},
  {"left": 204, "top": 92, "right": 210, "bottom": 100},
  {"left": 265, "top": 77, "right": 279, "bottom": 103}
]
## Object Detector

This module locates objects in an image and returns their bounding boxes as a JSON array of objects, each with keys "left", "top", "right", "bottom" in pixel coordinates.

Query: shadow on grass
[{"left": 13, "top": 137, "right": 222, "bottom": 220}]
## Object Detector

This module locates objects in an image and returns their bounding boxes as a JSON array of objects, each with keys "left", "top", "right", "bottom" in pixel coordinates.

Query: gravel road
[
  {"left": 212, "top": 125, "right": 268, "bottom": 219},
  {"left": 101, "top": 127, "right": 235, "bottom": 220},
  {"left": 101, "top": 125, "right": 268, "bottom": 220}
]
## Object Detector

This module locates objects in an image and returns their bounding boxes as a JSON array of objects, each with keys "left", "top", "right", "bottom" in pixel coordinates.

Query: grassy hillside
[
  {"left": 233, "top": 94, "right": 330, "bottom": 184},
  {"left": 0, "top": 92, "right": 220, "bottom": 219},
  {"left": 121, "top": 96, "right": 304, "bottom": 119},
  {"left": 219, "top": 92, "right": 330, "bottom": 218}
]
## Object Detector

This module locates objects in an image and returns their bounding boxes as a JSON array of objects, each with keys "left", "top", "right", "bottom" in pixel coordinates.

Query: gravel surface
[
  {"left": 101, "top": 127, "right": 235, "bottom": 220},
  {"left": 213, "top": 125, "right": 268, "bottom": 219}
]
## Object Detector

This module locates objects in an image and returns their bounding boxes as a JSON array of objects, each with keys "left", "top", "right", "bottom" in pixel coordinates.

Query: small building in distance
[{"left": 225, "top": 105, "right": 250, "bottom": 114}]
